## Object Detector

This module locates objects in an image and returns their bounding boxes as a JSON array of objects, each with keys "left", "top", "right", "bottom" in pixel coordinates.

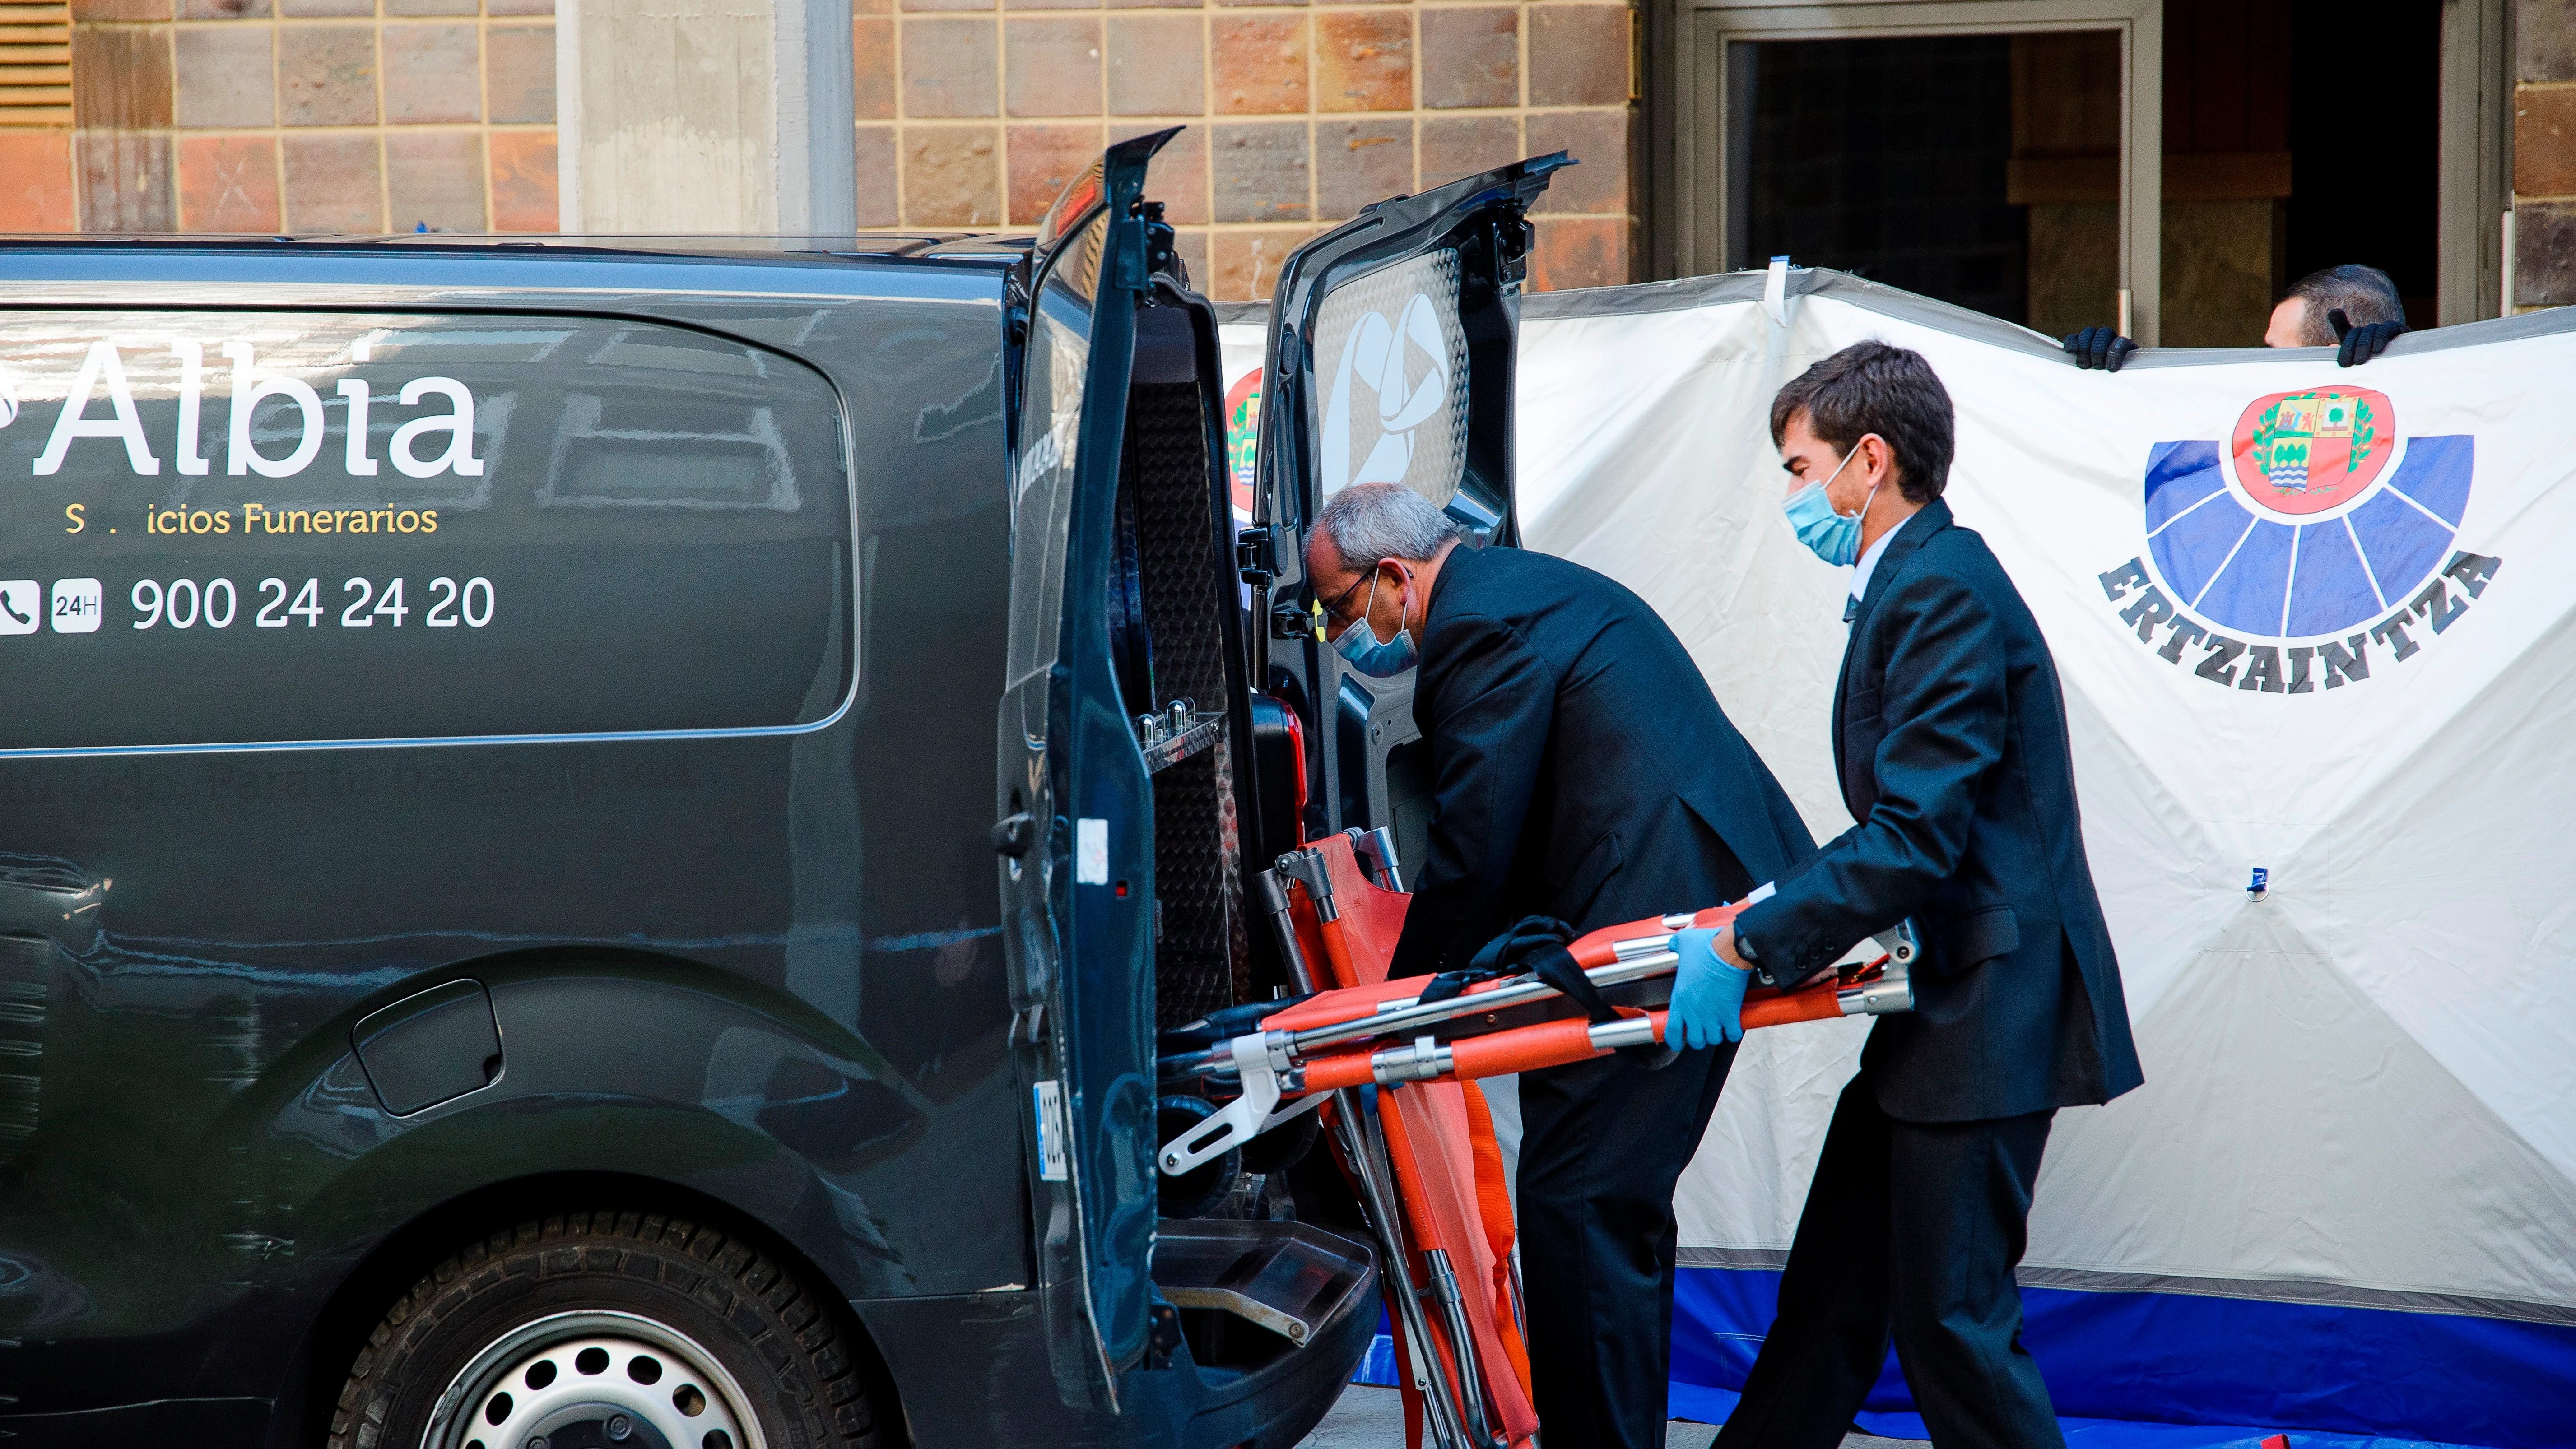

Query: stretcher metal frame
[
  {"left": 1151, "top": 832, "right": 1917, "bottom": 1449},
  {"left": 1159, "top": 887, "right": 1916, "bottom": 1178}
]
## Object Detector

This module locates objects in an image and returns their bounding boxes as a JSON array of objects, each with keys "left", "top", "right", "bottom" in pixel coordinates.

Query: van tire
[{"left": 327, "top": 1209, "right": 886, "bottom": 1449}]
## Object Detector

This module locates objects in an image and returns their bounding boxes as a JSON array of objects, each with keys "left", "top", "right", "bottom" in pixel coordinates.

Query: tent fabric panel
[{"left": 2027, "top": 905, "right": 2576, "bottom": 1314}]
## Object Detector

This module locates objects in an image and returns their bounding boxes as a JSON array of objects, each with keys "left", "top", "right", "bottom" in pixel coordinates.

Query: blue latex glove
[{"left": 1668, "top": 927, "right": 1751, "bottom": 1050}]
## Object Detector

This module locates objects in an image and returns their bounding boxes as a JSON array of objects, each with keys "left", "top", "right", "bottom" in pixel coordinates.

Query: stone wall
[
  {"left": 0, "top": 0, "right": 557, "bottom": 235},
  {"left": 853, "top": 0, "right": 1643, "bottom": 297},
  {"left": 2516, "top": 0, "right": 2575, "bottom": 310}
]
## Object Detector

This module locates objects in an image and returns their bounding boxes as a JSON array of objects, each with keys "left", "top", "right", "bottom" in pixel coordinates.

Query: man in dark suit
[
  {"left": 1303, "top": 481, "right": 1816, "bottom": 1449},
  {"left": 1679, "top": 342, "right": 2144, "bottom": 1449}
]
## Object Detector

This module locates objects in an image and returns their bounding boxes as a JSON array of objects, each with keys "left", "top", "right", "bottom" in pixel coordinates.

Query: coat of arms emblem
[{"left": 2232, "top": 386, "right": 2390, "bottom": 516}]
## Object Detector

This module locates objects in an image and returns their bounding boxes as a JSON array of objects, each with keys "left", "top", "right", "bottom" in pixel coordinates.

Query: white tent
[
  {"left": 1217, "top": 274, "right": 2576, "bottom": 1445},
  {"left": 1515, "top": 271, "right": 2576, "bottom": 1448}
]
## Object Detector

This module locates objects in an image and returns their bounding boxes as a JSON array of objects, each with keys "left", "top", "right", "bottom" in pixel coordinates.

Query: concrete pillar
[{"left": 558, "top": 0, "right": 855, "bottom": 235}]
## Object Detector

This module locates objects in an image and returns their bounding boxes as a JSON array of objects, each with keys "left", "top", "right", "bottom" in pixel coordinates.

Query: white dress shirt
[{"left": 1851, "top": 522, "right": 1899, "bottom": 608}]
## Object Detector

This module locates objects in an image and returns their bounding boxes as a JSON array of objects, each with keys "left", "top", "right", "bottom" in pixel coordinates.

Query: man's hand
[
  {"left": 2327, "top": 308, "right": 2407, "bottom": 368},
  {"left": 1668, "top": 927, "right": 1752, "bottom": 1050},
  {"left": 2062, "top": 327, "right": 2137, "bottom": 372}
]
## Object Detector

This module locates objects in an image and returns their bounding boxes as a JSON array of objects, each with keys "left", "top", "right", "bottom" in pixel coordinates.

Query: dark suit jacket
[
  {"left": 1734, "top": 501, "right": 2144, "bottom": 1123},
  {"left": 1388, "top": 545, "right": 1816, "bottom": 977}
]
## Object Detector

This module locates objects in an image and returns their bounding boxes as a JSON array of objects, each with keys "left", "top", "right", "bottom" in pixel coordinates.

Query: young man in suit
[
  {"left": 1668, "top": 342, "right": 2144, "bottom": 1449},
  {"left": 1303, "top": 482, "right": 1816, "bottom": 1449}
]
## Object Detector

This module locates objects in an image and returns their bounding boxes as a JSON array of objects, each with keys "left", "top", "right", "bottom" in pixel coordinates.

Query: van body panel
[
  {"left": 0, "top": 248, "right": 1037, "bottom": 1429},
  {"left": 0, "top": 153, "right": 1437, "bottom": 1438},
  {"left": 856, "top": 1268, "right": 1376, "bottom": 1449}
]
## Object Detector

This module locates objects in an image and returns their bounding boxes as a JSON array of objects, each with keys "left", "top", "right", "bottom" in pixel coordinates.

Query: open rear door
[
  {"left": 1250, "top": 156, "right": 1568, "bottom": 856},
  {"left": 997, "top": 129, "right": 1174, "bottom": 1409}
]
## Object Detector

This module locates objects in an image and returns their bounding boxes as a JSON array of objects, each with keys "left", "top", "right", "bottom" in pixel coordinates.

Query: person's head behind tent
[{"left": 2266, "top": 264, "right": 2407, "bottom": 348}]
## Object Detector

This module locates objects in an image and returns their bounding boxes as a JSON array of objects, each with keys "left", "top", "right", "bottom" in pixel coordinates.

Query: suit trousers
[
  {"left": 1516, "top": 1039, "right": 1737, "bottom": 1449},
  {"left": 1712, "top": 1077, "right": 2062, "bottom": 1449}
]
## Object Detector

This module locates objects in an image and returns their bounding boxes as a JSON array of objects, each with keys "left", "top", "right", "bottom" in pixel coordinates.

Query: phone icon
[{"left": 0, "top": 580, "right": 36, "bottom": 635}]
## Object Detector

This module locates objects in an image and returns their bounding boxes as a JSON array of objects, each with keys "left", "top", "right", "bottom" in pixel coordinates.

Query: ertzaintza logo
[{"left": 2096, "top": 385, "right": 2500, "bottom": 695}]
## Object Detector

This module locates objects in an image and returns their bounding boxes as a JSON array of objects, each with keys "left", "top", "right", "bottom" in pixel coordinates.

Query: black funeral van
[{"left": 0, "top": 131, "right": 1560, "bottom": 1448}]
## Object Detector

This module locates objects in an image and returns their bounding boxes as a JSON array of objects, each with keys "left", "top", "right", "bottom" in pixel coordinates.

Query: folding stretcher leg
[
  {"left": 1270, "top": 848, "right": 1539, "bottom": 1448},
  {"left": 1257, "top": 870, "right": 1483, "bottom": 1441},
  {"left": 1351, "top": 1095, "right": 1480, "bottom": 1449}
]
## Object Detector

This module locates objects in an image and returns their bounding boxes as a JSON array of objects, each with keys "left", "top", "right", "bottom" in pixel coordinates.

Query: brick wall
[
  {"left": 853, "top": 0, "right": 1642, "bottom": 298},
  {"left": 2518, "top": 0, "right": 2574, "bottom": 309},
  {"left": 0, "top": 0, "right": 558, "bottom": 235}
]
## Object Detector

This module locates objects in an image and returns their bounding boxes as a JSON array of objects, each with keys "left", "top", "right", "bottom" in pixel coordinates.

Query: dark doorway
[
  {"left": 1728, "top": 35, "right": 2031, "bottom": 323},
  {"left": 2284, "top": 0, "right": 2443, "bottom": 327}
]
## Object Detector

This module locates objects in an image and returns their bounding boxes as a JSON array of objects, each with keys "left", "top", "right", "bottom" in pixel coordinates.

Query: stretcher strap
[
  {"left": 1465, "top": 914, "right": 1575, "bottom": 978},
  {"left": 1529, "top": 945, "right": 1619, "bottom": 1024},
  {"left": 1484, "top": 915, "right": 1679, "bottom": 1070},
  {"left": 1459, "top": 1079, "right": 1533, "bottom": 1396}
]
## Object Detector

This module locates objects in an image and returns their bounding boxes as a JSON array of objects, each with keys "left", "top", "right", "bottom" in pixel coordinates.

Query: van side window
[{"left": 0, "top": 312, "right": 853, "bottom": 753}]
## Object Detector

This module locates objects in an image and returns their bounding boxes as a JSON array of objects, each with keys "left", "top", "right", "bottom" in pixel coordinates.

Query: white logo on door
[{"left": 1321, "top": 292, "right": 1452, "bottom": 497}]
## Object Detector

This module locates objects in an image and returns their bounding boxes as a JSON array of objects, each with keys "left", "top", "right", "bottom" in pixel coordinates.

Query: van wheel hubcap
[{"left": 426, "top": 1311, "right": 763, "bottom": 1449}]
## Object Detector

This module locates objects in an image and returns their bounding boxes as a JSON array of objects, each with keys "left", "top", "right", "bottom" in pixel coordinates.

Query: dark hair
[
  {"left": 2282, "top": 265, "right": 2405, "bottom": 346},
  {"left": 1767, "top": 341, "right": 1956, "bottom": 503}
]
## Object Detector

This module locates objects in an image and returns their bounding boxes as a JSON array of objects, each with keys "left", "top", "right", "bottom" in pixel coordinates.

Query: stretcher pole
[
  {"left": 1295, "top": 985, "right": 1865, "bottom": 1094},
  {"left": 1258, "top": 867, "right": 1482, "bottom": 1449},
  {"left": 1356, "top": 1094, "right": 1480, "bottom": 1449},
  {"left": 1159, "top": 922, "right": 1911, "bottom": 1171},
  {"left": 1423, "top": 1247, "right": 1496, "bottom": 1447}
]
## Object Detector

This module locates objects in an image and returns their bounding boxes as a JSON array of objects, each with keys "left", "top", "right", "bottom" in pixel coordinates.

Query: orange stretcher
[{"left": 1158, "top": 831, "right": 1915, "bottom": 1449}]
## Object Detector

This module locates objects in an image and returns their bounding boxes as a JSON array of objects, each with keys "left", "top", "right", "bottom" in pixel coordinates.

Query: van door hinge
[
  {"left": 1147, "top": 1300, "right": 1184, "bottom": 1368},
  {"left": 1236, "top": 525, "right": 1276, "bottom": 587},
  {"left": 1010, "top": 1002, "right": 1046, "bottom": 1045},
  {"left": 992, "top": 812, "right": 1037, "bottom": 858}
]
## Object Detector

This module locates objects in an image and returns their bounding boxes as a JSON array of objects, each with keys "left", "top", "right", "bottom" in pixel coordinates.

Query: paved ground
[{"left": 1297, "top": 1386, "right": 1928, "bottom": 1448}]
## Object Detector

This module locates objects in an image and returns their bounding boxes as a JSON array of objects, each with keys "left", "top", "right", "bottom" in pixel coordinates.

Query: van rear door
[
  {"left": 1252, "top": 156, "right": 1567, "bottom": 848},
  {"left": 996, "top": 129, "right": 1172, "bottom": 1410}
]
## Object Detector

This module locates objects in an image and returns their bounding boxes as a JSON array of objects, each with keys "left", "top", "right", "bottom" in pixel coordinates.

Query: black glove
[
  {"left": 2063, "top": 326, "right": 2137, "bottom": 372},
  {"left": 2328, "top": 308, "right": 2407, "bottom": 368}
]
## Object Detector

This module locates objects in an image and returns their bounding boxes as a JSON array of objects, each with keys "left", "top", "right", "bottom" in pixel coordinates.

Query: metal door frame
[{"left": 1652, "top": 0, "right": 2166, "bottom": 343}]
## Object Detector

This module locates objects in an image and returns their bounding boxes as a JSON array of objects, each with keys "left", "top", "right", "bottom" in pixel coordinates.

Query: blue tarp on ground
[
  {"left": 1671, "top": 1265, "right": 2568, "bottom": 1449},
  {"left": 1666, "top": 1384, "right": 2501, "bottom": 1449},
  {"left": 1351, "top": 1262, "right": 2576, "bottom": 1449}
]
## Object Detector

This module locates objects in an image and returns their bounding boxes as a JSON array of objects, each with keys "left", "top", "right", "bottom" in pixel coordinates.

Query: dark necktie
[{"left": 1842, "top": 594, "right": 1859, "bottom": 624}]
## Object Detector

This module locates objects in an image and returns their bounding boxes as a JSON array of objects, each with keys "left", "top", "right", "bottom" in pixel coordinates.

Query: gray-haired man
[{"left": 1304, "top": 482, "right": 1816, "bottom": 1449}]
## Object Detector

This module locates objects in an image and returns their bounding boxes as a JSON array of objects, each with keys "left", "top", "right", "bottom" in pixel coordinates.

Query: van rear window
[{"left": 0, "top": 312, "right": 852, "bottom": 754}]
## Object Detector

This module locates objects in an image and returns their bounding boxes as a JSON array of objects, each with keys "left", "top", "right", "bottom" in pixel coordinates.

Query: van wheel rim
[{"left": 423, "top": 1310, "right": 765, "bottom": 1449}]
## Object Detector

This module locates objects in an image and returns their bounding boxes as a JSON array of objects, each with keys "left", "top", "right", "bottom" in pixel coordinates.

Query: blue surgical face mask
[
  {"left": 1331, "top": 570, "right": 1419, "bottom": 677},
  {"left": 1781, "top": 440, "right": 1878, "bottom": 567}
]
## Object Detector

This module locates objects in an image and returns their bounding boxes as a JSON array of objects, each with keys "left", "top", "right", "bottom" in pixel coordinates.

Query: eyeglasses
[{"left": 1317, "top": 568, "right": 1372, "bottom": 629}]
